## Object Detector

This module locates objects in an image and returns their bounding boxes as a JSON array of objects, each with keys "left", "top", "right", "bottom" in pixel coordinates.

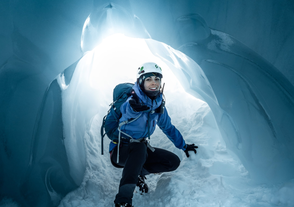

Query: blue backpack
[{"left": 100, "top": 83, "right": 135, "bottom": 154}]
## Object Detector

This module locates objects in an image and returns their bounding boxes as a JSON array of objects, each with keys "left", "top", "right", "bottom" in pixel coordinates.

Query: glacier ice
[
  {"left": 1, "top": 1, "right": 294, "bottom": 207},
  {"left": 146, "top": 31, "right": 294, "bottom": 183}
]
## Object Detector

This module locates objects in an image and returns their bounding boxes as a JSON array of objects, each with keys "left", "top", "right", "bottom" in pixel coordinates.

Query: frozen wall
[
  {"left": 131, "top": 0, "right": 294, "bottom": 86},
  {"left": 1, "top": 0, "right": 294, "bottom": 206}
]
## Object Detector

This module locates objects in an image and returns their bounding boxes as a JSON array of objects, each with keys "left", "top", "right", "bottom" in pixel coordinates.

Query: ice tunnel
[{"left": 0, "top": 1, "right": 294, "bottom": 206}]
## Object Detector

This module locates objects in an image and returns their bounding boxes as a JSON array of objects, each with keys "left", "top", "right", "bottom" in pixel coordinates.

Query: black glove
[
  {"left": 184, "top": 144, "right": 198, "bottom": 157},
  {"left": 129, "top": 98, "right": 150, "bottom": 112}
]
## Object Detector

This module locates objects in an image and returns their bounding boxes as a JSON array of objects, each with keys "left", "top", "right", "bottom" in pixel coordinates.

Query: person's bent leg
[
  {"left": 114, "top": 142, "right": 147, "bottom": 205},
  {"left": 143, "top": 147, "right": 180, "bottom": 174}
]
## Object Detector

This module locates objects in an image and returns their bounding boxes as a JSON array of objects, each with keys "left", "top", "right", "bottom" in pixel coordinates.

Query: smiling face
[{"left": 144, "top": 76, "right": 161, "bottom": 92}]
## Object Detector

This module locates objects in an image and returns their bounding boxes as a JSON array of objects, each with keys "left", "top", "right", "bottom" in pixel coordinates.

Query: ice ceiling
[{"left": 0, "top": 0, "right": 294, "bottom": 206}]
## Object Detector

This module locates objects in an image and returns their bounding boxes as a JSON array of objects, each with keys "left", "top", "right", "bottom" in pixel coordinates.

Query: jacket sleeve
[{"left": 157, "top": 108, "right": 186, "bottom": 150}]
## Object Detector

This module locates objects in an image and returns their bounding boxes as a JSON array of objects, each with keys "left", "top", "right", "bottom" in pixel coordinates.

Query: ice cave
[{"left": 0, "top": 0, "right": 294, "bottom": 207}]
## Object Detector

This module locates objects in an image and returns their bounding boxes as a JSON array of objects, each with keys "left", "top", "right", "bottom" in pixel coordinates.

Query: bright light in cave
[{"left": 88, "top": 34, "right": 198, "bottom": 102}]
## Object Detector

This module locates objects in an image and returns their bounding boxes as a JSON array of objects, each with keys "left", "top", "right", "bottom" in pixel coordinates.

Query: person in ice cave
[{"left": 107, "top": 62, "right": 198, "bottom": 207}]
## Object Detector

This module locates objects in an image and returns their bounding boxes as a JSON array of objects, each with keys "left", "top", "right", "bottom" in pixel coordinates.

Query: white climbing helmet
[{"left": 137, "top": 62, "right": 163, "bottom": 79}]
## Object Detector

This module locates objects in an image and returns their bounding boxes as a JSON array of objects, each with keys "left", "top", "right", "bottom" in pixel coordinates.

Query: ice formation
[{"left": 0, "top": 1, "right": 294, "bottom": 206}]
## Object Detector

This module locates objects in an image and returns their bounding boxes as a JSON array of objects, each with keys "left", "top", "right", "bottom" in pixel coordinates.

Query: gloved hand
[
  {"left": 184, "top": 144, "right": 198, "bottom": 157},
  {"left": 129, "top": 98, "right": 150, "bottom": 112}
]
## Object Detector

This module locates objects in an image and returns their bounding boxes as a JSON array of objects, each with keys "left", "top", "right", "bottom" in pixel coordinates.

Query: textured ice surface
[{"left": 1, "top": 1, "right": 294, "bottom": 206}]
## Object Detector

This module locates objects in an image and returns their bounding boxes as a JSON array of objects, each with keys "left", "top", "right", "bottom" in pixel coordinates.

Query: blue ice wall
[{"left": 0, "top": 0, "right": 294, "bottom": 206}]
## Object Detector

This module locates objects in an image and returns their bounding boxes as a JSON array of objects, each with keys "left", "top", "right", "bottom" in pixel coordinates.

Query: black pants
[{"left": 111, "top": 141, "right": 180, "bottom": 204}]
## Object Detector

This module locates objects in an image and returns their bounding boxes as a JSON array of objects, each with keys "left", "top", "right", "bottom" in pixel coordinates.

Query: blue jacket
[{"left": 109, "top": 82, "right": 186, "bottom": 152}]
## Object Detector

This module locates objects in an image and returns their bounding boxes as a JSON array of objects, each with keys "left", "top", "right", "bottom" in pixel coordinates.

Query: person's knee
[{"left": 170, "top": 154, "right": 181, "bottom": 171}]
